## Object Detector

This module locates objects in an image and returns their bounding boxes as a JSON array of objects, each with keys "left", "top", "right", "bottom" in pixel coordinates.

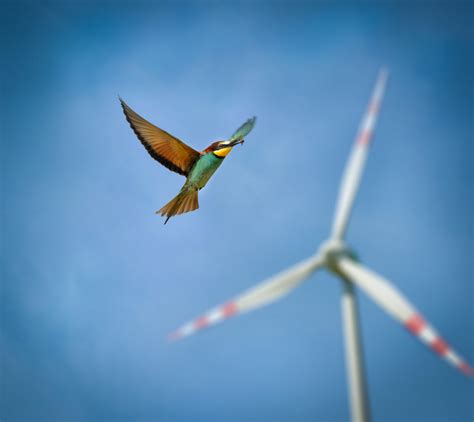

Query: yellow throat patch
[{"left": 213, "top": 146, "right": 233, "bottom": 157}]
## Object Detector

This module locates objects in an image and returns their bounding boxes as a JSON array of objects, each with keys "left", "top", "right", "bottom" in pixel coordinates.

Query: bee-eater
[{"left": 120, "top": 99, "right": 256, "bottom": 224}]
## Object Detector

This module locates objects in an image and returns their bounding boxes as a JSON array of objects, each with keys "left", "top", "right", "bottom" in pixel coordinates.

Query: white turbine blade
[
  {"left": 169, "top": 255, "right": 324, "bottom": 341},
  {"left": 336, "top": 257, "right": 473, "bottom": 377},
  {"left": 331, "top": 69, "right": 388, "bottom": 240}
]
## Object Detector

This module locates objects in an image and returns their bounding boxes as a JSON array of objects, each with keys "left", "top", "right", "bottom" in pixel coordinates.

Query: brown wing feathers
[{"left": 120, "top": 98, "right": 201, "bottom": 176}]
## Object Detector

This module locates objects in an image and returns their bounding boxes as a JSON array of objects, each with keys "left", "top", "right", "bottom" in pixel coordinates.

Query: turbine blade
[
  {"left": 336, "top": 257, "right": 473, "bottom": 377},
  {"left": 169, "top": 255, "right": 324, "bottom": 341},
  {"left": 331, "top": 69, "right": 388, "bottom": 240}
]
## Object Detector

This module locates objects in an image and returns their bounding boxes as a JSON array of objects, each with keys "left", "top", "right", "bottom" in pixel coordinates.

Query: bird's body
[
  {"left": 158, "top": 151, "right": 228, "bottom": 222},
  {"left": 120, "top": 98, "right": 256, "bottom": 223},
  {"left": 187, "top": 150, "right": 227, "bottom": 189}
]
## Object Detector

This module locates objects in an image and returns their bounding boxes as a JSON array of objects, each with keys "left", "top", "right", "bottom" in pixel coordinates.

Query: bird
[{"left": 120, "top": 98, "right": 256, "bottom": 224}]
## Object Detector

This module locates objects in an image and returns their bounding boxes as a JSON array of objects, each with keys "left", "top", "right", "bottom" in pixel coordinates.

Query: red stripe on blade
[
  {"left": 167, "top": 331, "right": 181, "bottom": 342},
  {"left": 459, "top": 362, "right": 474, "bottom": 377},
  {"left": 358, "top": 130, "right": 372, "bottom": 146},
  {"left": 431, "top": 338, "right": 449, "bottom": 356},
  {"left": 369, "top": 101, "right": 380, "bottom": 115},
  {"left": 194, "top": 316, "right": 209, "bottom": 329},
  {"left": 405, "top": 314, "right": 425, "bottom": 334},
  {"left": 221, "top": 302, "right": 238, "bottom": 317}
]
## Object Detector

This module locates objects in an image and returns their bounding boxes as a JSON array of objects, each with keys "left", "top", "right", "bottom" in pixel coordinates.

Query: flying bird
[{"left": 120, "top": 98, "right": 256, "bottom": 224}]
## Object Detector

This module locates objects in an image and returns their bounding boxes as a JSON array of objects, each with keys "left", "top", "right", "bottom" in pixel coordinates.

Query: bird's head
[{"left": 203, "top": 138, "right": 244, "bottom": 157}]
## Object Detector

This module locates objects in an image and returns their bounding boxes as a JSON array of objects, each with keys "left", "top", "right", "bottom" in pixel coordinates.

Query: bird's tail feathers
[{"left": 157, "top": 189, "right": 199, "bottom": 224}]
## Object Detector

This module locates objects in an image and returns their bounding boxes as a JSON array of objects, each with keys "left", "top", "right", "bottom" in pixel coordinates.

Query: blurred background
[{"left": 1, "top": 1, "right": 473, "bottom": 421}]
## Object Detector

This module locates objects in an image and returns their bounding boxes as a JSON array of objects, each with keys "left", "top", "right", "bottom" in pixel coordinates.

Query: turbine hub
[{"left": 318, "top": 239, "right": 358, "bottom": 271}]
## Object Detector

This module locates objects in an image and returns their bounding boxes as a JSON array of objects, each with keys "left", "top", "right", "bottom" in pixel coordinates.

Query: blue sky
[{"left": 1, "top": 1, "right": 473, "bottom": 421}]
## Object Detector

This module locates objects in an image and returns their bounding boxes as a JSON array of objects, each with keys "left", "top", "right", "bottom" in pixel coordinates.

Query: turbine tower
[{"left": 169, "top": 69, "right": 473, "bottom": 421}]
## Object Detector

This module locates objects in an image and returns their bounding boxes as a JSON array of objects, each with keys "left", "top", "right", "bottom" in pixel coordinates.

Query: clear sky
[{"left": 1, "top": 1, "right": 473, "bottom": 421}]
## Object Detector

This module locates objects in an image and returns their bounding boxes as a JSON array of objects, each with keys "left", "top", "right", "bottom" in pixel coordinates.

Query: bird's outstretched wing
[{"left": 120, "top": 98, "right": 201, "bottom": 176}]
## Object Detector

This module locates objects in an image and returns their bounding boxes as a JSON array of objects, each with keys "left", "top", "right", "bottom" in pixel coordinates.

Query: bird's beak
[{"left": 226, "top": 138, "right": 245, "bottom": 147}]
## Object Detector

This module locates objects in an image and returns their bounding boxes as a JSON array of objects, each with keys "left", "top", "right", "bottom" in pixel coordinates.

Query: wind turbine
[{"left": 169, "top": 69, "right": 473, "bottom": 421}]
